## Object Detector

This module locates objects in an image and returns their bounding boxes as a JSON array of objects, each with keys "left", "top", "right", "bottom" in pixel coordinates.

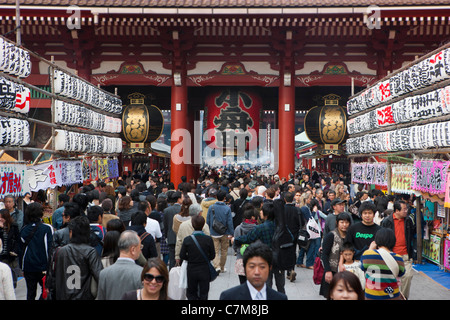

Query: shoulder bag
[
  {"left": 190, "top": 235, "right": 218, "bottom": 282},
  {"left": 211, "top": 206, "right": 227, "bottom": 235},
  {"left": 378, "top": 248, "right": 406, "bottom": 300}
]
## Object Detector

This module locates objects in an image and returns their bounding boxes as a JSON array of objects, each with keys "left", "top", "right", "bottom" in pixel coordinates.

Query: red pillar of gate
[
  {"left": 170, "top": 74, "right": 188, "bottom": 188},
  {"left": 278, "top": 72, "right": 296, "bottom": 179}
]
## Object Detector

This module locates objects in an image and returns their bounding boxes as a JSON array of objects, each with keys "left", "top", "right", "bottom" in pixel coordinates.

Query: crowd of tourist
[{"left": 0, "top": 165, "right": 418, "bottom": 300}]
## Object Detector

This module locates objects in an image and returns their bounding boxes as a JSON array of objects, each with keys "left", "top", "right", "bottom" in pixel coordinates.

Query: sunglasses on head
[{"left": 143, "top": 273, "right": 165, "bottom": 283}]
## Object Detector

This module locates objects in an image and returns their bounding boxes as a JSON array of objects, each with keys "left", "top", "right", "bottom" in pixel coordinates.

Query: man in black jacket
[
  {"left": 381, "top": 200, "right": 416, "bottom": 299},
  {"left": 128, "top": 211, "right": 158, "bottom": 260},
  {"left": 163, "top": 191, "right": 183, "bottom": 269},
  {"left": 50, "top": 216, "right": 103, "bottom": 300},
  {"left": 283, "top": 192, "right": 302, "bottom": 282}
]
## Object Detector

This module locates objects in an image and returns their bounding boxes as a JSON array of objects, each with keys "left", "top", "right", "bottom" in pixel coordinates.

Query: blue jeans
[{"left": 297, "top": 238, "right": 321, "bottom": 267}]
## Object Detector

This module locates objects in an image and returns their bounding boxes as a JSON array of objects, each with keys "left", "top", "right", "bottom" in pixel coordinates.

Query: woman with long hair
[{"left": 172, "top": 197, "right": 192, "bottom": 234}]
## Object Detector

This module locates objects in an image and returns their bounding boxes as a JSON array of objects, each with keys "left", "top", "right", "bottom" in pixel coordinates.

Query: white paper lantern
[{"left": 14, "top": 84, "right": 30, "bottom": 114}]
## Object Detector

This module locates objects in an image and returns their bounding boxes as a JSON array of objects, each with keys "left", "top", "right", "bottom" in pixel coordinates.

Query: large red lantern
[{"left": 205, "top": 88, "right": 261, "bottom": 155}]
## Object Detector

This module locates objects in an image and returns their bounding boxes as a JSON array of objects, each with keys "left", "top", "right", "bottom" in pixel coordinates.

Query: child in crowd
[{"left": 340, "top": 243, "right": 365, "bottom": 288}]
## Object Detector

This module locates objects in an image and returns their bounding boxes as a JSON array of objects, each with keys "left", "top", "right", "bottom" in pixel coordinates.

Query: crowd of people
[{"left": 0, "top": 165, "right": 419, "bottom": 300}]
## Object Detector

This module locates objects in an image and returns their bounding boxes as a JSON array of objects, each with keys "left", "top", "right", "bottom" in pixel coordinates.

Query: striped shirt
[{"left": 360, "top": 249, "right": 405, "bottom": 300}]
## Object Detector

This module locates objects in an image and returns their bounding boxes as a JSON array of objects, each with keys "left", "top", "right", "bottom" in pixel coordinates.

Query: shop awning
[{"left": 150, "top": 142, "right": 171, "bottom": 158}]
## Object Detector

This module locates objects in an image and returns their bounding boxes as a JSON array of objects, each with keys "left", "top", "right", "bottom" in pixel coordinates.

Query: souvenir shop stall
[
  {"left": 346, "top": 41, "right": 450, "bottom": 269},
  {"left": 0, "top": 34, "right": 123, "bottom": 219}
]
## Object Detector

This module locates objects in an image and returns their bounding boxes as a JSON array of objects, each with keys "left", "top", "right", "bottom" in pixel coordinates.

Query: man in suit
[
  {"left": 97, "top": 230, "right": 143, "bottom": 300},
  {"left": 219, "top": 241, "right": 288, "bottom": 300}
]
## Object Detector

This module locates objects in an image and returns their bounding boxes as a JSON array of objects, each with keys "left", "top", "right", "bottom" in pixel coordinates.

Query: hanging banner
[
  {"left": 82, "top": 158, "right": 93, "bottom": 181},
  {"left": 351, "top": 162, "right": 388, "bottom": 187},
  {"left": 26, "top": 161, "right": 61, "bottom": 192},
  {"left": 108, "top": 159, "right": 119, "bottom": 179},
  {"left": 57, "top": 160, "right": 83, "bottom": 186},
  {"left": 391, "top": 164, "right": 413, "bottom": 194},
  {"left": 411, "top": 160, "right": 449, "bottom": 195},
  {"left": 97, "top": 159, "right": 109, "bottom": 180},
  {"left": 0, "top": 163, "right": 28, "bottom": 198}
]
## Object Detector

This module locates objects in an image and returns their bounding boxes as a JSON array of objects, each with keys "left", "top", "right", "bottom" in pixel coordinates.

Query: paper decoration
[
  {"left": 53, "top": 69, "right": 122, "bottom": 114},
  {"left": 0, "top": 116, "right": 30, "bottom": 146},
  {"left": 347, "top": 47, "right": 450, "bottom": 116},
  {"left": 0, "top": 37, "right": 31, "bottom": 78},
  {"left": 0, "top": 163, "right": 28, "bottom": 198},
  {"left": 411, "top": 160, "right": 449, "bottom": 195},
  {"left": 54, "top": 129, "right": 122, "bottom": 154},
  {"left": 376, "top": 105, "right": 395, "bottom": 126},
  {"left": 26, "top": 161, "right": 61, "bottom": 192},
  {"left": 0, "top": 77, "right": 31, "bottom": 114},
  {"left": 55, "top": 100, "right": 121, "bottom": 133},
  {"left": 347, "top": 120, "right": 450, "bottom": 154},
  {"left": 348, "top": 86, "right": 448, "bottom": 135}
]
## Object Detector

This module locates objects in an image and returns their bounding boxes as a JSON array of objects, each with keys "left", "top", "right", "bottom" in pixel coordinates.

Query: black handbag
[
  {"left": 190, "top": 235, "right": 218, "bottom": 282},
  {"left": 297, "top": 228, "right": 310, "bottom": 249}
]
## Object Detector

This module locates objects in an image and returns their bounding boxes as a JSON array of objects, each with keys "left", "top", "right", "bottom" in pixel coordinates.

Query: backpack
[
  {"left": 89, "top": 226, "right": 104, "bottom": 255},
  {"left": 271, "top": 199, "right": 296, "bottom": 270}
]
